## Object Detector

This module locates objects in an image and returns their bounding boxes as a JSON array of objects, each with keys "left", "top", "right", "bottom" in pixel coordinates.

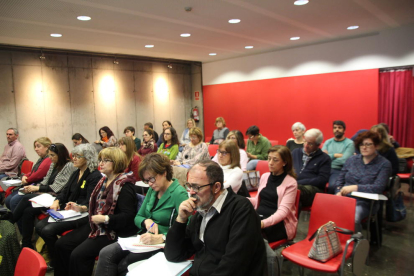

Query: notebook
[
  {"left": 118, "top": 235, "right": 165, "bottom": 253},
  {"left": 127, "top": 252, "right": 192, "bottom": 276},
  {"left": 29, "top": 193, "right": 56, "bottom": 208}
]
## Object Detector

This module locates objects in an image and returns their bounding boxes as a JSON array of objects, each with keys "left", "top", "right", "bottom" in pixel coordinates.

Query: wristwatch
[{"left": 104, "top": 215, "right": 110, "bottom": 225}]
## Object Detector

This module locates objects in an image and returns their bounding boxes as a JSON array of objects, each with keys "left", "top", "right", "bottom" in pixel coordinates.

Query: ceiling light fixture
[
  {"left": 228, "top": 19, "right": 241, "bottom": 24},
  {"left": 209, "top": 53, "right": 217, "bottom": 56},
  {"left": 245, "top": 46, "right": 254, "bottom": 49},
  {"left": 347, "top": 25, "right": 359, "bottom": 30},
  {"left": 290, "top": 36, "right": 300, "bottom": 40},
  {"left": 167, "top": 64, "right": 173, "bottom": 69},
  {"left": 77, "top": 16, "right": 91, "bottom": 21},
  {"left": 145, "top": 45, "right": 154, "bottom": 48},
  {"left": 180, "top": 33, "right": 191, "bottom": 37},
  {"left": 50, "top": 33, "right": 62, "bottom": 37},
  {"left": 294, "top": 0, "right": 309, "bottom": 5}
]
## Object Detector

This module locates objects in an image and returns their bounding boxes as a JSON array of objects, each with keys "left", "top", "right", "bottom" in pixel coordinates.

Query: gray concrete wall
[{"left": 0, "top": 49, "right": 201, "bottom": 162}]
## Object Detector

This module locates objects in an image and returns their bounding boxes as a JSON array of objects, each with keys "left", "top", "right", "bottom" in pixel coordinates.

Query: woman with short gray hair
[
  {"left": 35, "top": 143, "right": 103, "bottom": 270},
  {"left": 286, "top": 122, "right": 306, "bottom": 152}
]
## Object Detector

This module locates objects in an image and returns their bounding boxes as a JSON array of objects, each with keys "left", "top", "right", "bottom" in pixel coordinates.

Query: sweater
[
  {"left": 212, "top": 149, "right": 248, "bottom": 171},
  {"left": 180, "top": 128, "right": 191, "bottom": 145},
  {"left": 133, "top": 137, "right": 141, "bottom": 152},
  {"left": 249, "top": 173, "right": 298, "bottom": 240},
  {"left": 220, "top": 164, "right": 243, "bottom": 193},
  {"left": 286, "top": 139, "right": 304, "bottom": 152},
  {"left": 322, "top": 138, "right": 355, "bottom": 169},
  {"left": 38, "top": 162, "right": 76, "bottom": 193},
  {"left": 0, "top": 140, "right": 26, "bottom": 173},
  {"left": 134, "top": 179, "right": 188, "bottom": 236},
  {"left": 165, "top": 188, "right": 266, "bottom": 276},
  {"left": 157, "top": 143, "right": 179, "bottom": 160},
  {"left": 102, "top": 136, "right": 117, "bottom": 148},
  {"left": 177, "top": 143, "right": 210, "bottom": 167},
  {"left": 25, "top": 156, "right": 52, "bottom": 184},
  {"left": 246, "top": 135, "right": 271, "bottom": 160},
  {"left": 292, "top": 148, "right": 331, "bottom": 190},
  {"left": 125, "top": 155, "right": 141, "bottom": 181},
  {"left": 209, "top": 127, "right": 229, "bottom": 144}
]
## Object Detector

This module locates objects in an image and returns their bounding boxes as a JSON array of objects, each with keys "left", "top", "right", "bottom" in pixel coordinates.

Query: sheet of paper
[
  {"left": 2, "top": 179, "right": 22, "bottom": 186},
  {"left": 118, "top": 235, "right": 165, "bottom": 253},
  {"left": 127, "top": 252, "right": 192, "bottom": 276},
  {"left": 350, "top": 192, "right": 388, "bottom": 201},
  {"left": 29, "top": 193, "right": 56, "bottom": 207}
]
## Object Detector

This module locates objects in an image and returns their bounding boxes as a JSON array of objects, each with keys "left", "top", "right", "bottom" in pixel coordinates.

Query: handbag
[
  {"left": 242, "top": 170, "right": 260, "bottom": 191},
  {"left": 308, "top": 221, "right": 353, "bottom": 262},
  {"left": 386, "top": 191, "right": 406, "bottom": 222}
]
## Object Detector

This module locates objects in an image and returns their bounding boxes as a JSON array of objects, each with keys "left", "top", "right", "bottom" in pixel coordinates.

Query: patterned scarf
[
  {"left": 88, "top": 171, "right": 134, "bottom": 240},
  {"left": 142, "top": 138, "right": 155, "bottom": 150}
]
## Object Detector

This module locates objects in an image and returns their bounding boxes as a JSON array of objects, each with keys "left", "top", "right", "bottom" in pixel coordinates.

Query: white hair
[
  {"left": 291, "top": 122, "right": 306, "bottom": 132},
  {"left": 304, "top": 128, "right": 323, "bottom": 145},
  {"left": 7, "top": 128, "right": 19, "bottom": 135}
]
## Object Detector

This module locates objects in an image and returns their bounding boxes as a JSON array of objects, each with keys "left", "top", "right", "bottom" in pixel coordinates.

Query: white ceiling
[{"left": 0, "top": 0, "right": 414, "bottom": 63}]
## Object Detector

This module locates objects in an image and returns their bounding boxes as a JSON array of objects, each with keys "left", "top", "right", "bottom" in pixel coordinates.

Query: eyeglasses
[
  {"left": 359, "top": 143, "right": 374, "bottom": 148},
  {"left": 185, "top": 182, "right": 214, "bottom": 193},
  {"left": 217, "top": 150, "right": 229, "bottom": 156},
  {"left": 164, "top": 133, "right": 171, "bottom": 136},
  {"left": 304, "top": 141, "right": 317, "bottom": 147},
  {"left": 72, "top": 154, "right": 85, "bottom": 159},
  {"left": 189, "top": 136, "right": 198, "bottom": 140},
  {"left": 142, "top": 176, "right": 156, "bottom": 184},
  {"left": 143, "top": 134, "right": 149, "bottom": 137},
  {"left": 228, "top": 136, "right": 237, "bottom": 140},
  {"left": 98, "top": 159, "right": 113, "bottom": 164}
]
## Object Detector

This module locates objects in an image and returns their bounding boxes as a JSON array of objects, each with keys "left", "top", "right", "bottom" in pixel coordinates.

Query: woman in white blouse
[
  {"left": 213, "top": 130, "right": 248, "bottom": 171},
  {"left": 216, "top": 140, "right": 243, "bottom": 193}
]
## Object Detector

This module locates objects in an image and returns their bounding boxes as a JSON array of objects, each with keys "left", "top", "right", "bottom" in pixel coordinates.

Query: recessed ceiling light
[
  {"left": 228, "top": 19, "right": 241, "bottom": 24},
  {"left": 294, "top": 0, "right": 309, "bottom": 5},
  {"left": 290, "top": 37, "right": 300, "bottom": 40},
  {"left": 145, "top": 45, "right": 154, "bottom": 48},
  {"left": 209, "top": 53, "right": 217, "bottom": 56},
  {"left": 77, "top": 16, "right": 91, "bottom": 21},
  {"left": 347, "top": 25, "right": 359, "bottom": 30},
  {"left": 245, "top": 46, "right": 254, "bottom": 49},
  {"left": 50, "top": 33, "right": 62, "bottom": 37},
  {"left": 180, "top": 33, "right": 191, "bottom": 37}
]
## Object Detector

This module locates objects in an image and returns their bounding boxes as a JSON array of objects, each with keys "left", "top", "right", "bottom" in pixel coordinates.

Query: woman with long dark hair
[
  {"left": 157, "top": 120, "right": 172, "bottom": 147},
  {"left": 95, "top": 126, "right": 117, "bottom": 148},
  {"left": 138, "top": 128, "right": 158, "bottom": 157},
  {"left": 118, "top": 136, "right": 142, "bottom": 181},
  {"left": 72, "top": 133, "right": 89, "bottom": 146},
  {"left": 157, "top": 127, "right": 179, "bottom": 160}
]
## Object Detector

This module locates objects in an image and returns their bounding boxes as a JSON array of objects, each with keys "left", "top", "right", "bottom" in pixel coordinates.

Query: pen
[{"left": 147, "top": 222, "right": 155, "bottom": 233}]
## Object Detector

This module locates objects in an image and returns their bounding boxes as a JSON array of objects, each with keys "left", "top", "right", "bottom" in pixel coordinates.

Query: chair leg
[
  {"left": 277, "top": 255, "right": 283, "bottom": 276},
  {"left": 298, "top": 265, "right": 304, "bottom": 276},
  {"left": 375, "top": 214, "right": 381, "bottom": 248}
]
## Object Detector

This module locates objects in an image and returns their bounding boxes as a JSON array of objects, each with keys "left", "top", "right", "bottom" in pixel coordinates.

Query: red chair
[
  {"left": 256, "top": 160, "right": 269, "bottom": 176},
  {"left": 282, "top": 194, "right": 356, "bottom": 276},
  {"left": 269, "top": 140, "right": 279, "bottom": 146},
  {"left": 14, "top": 247, "right": 47, "bottom": 276},
  {"left": 21, "top": 160, "right": 34, "bottom": 175},
  {"left": 208, "top": 144, "right": 219, "bottom": 158},
  {"left": 397, "top": 158, "right": 414, "bottom": 205}
]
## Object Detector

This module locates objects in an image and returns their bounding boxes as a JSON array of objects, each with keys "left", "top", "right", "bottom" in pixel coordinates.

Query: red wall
[{"left": 203, "top": 69, "right": 379, "bottom": 144}]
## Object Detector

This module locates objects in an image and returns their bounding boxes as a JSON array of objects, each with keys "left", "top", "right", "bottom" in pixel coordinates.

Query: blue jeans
[
  {"left": 355, "top": 199, "right": 379, "bottom": 232},
  {"left": 5, "top": 190, "right": 26, "bottom": 211},
  {"left": 327, "top": 168, "right": 342, "bottom": 194},
  {"left": 247, "top": 159, "right": 260, "bottom": 171}
]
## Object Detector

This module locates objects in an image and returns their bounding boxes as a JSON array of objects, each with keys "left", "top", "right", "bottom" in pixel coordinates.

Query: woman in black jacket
[
  {"left": 35, "top": 143, "right": 102, "bottom": 270},
  {"left": 53, "top": 147, "right": 138, "bottom": 276}
]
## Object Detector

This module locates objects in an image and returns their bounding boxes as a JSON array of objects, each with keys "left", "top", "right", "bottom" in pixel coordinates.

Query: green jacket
[
  {"left": 157, "top": 143, "right": 179, "bottom": 160},
  {"left": 247, "top": 135, "right": 271, "bottom": 160},
  {"left": 134, "top": 179, "right": 188, "bottom": 235}
]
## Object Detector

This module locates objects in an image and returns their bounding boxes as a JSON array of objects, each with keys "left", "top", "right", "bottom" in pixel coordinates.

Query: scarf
[
  {"left": 142, "top": 139, "right": 155, "bottom": 150},
  {"left": 32, "top": 155, "right": 48, "bottom": 173},
  {"left": 88, "top": 171, "right": 134, "bottom": 240},
  {"left": 102, "top": 136, "right": 109, "bottom": 142}
]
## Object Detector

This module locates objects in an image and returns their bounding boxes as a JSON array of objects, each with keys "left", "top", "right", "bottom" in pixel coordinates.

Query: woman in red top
[
  {"left": 5, "top": 137, "right": 53, "bottom": 211},
  {"left": 138, "top": 128, "right": 158, "bottom": 157},
  {"left": 118, "top": 137, "right": 141, "bottom": 181}
]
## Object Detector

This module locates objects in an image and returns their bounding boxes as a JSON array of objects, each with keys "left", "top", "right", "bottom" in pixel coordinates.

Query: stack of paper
[
  {"left": 118, "top": 235, "right": 165, "bottom": 253},
  {"left": 2, "top": 179, "right": 22, "bottom": 187},
  {"left": 48, "top": 210, "right": 89, "bottom": 223},
  {"left": 127, "top": 252, "right": 192, "bottom": 276},
  {"left": 29, "top": 193, "right": 56, "bottom": 207},
  {"left": 350, "top": 192, "right": 388, "bottom": 201}
]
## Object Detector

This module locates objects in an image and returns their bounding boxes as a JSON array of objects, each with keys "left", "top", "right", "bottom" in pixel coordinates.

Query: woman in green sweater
[
  {"left": 95, "top": 153, "right": 188, "bottom": 276},
  {"left": 157, "top": 127, "right": 179, "bottom": 160}
]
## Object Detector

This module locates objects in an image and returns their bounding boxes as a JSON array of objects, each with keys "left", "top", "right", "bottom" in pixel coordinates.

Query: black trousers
[
  {"left": 54, "top": 222, "right": 116, "bottom": 276},
  {"left": 12, "top": 193, "right": 43, "bottom": 249},
  {"left": 35, "top": 216, "right": 89, "bottom": 267}
]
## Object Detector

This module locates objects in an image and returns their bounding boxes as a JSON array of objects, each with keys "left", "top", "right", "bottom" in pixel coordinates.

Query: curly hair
[{"left": 72, "top": 143, "right": 99, "bottom": 172}]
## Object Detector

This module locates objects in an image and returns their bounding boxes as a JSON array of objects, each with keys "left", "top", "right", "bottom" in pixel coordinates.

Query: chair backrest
[
  {"left": 21, "top": 160, "right": 34, "bottom": 175},
  {"left": 208, "top": 144, "right": 219, "bottom": 158},
  {"left": 14, "top": 248, "right": 47, "bottom": 276},
  {"left": 136, "top": 193, "right": 145, "bottom": 212},
  {"left": 308, "top": 193, "right": 356, "bottom": 244},
  {"left": 256, "top": 160, "right": 270, "bottom": 176},
  {"left": 269, "top": 140, "right": 279, "bottom": 146},
  {"left": 16, "top": 157, "right": 29, "bottom": 177}
]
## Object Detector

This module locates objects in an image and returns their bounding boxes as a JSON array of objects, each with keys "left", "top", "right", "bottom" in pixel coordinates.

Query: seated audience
[
  {"left": 9, "top": 143, "right": 75, "bottom": 249},
  {"left": 157, "top": 120, "right": 173, "bottom": 147},
  {"left": 173, "top": 127, "right": 209, "bottom": 168},
  {"left": 157, "top": 127, "right": 179, "bottom": 160},
  {"left": 213, "top": 130, "right": 248, "bottom": 171},
  {"left": 5, "top": 137, "right": 52, "bottom": 211},
  {"left": 35, "top": 143, "right": 101, "bottom": 270},
  {"left": 322, "top": 120, "right": 355, "bottom": 194},
  {"left": 371, "top": 124, "right": 399, "bottom": 176},
  {"left": 165, "top": 160, "right": 266, "bottom": 276},
  {"left": 124, "top": 126, "right": 141, "bottom": 151},
  {"left": 95, "top": 126, "right": 117, "bottom": 148},
  {"left": 95, "top": 153, "right": 188, "bottom": 276},
  {"left": 286, "top": 122, "right": 306, "bottom": 152},
  {"left": 138, "top": 128, "right": 158, "bottom": 157},
  {"left": 144, "top": 122, "right": 158, "bottom": 144},
  {"left": 118, "top": 137, "right": 142, "bottom": 181},
  {"left": 335, "top": 130, "right": 391, "bottom": 232},
  {"left": 292, "top": 129, "right": 331, "bottom": 208},
  {"left": 379, "top": 123, "right": 400, "bottom": 148},
  {"left": 209, "top": 117, "right": 229, "bottom": 144},
  {"left": 54, "top": 147, "right": 138, "bottom": 276},
  {"left": 72, "top": 133, "right": 89, "bottom": 146},
  {"left": 245, "top": 125, "right": 271, "bottom": 171},
  {"left": 180, "top": 118, "right": 196, "bottom": 150},
  {"left": 0, "top": 128, "right": 26, "bottom": 179},
  {"left": 248, "top": 146, "right": 298, "bottom": 273},
  {"left": 216, "top": 140, "right": 243, "bottom": 193}
]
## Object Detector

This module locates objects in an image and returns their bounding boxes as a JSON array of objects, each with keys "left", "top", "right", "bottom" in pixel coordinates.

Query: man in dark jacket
[
  {"left": 292, "top": 128, "right": 331, "bottom": 207},
  {"left": 165, "top": 160, "right": 266, "bottom": 276}
]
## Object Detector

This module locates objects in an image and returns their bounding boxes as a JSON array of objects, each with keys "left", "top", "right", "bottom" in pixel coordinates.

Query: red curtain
[{"left": 379, "top": 69, "right": 413, "bottom": 147}]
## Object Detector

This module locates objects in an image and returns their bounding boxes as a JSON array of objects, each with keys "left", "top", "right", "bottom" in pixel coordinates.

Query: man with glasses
[
  {"left": 292, "top": 129, "right": 331, "bottom": 208},
  {"left": 0, "top": 128, "right": 26, "bottom": 180},
  {"left": 165, "top": 160, "right": 266, "bottom": 276}
]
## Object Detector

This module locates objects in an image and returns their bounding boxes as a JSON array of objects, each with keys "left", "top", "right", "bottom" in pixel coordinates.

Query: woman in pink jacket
[{"left": 248, "top": 145, "right": 298, "bottom": 242}]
